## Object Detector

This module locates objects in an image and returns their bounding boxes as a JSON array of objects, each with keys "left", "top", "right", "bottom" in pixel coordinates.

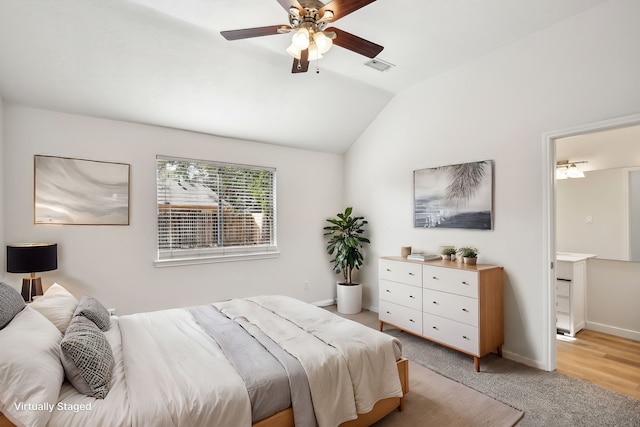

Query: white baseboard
[
  {"left": 586, "top": 321, "right": 640, "bottom": 341},
  {"left": 312, "top": 299, "right": 335, "bottom": 307},
  {"left": 501, "top": 350, "right": 548, "bottom": 370},
  {"left": 364, "top": 304, "right": 378, "bottom": 313}
]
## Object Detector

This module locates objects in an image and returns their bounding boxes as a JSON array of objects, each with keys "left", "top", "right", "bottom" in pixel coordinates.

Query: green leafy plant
[
  {"left": 441, "top": 247, "right": 457, "bottom": 256},
  {"left": 324, "top": 207, "right": 370, "bottom": 286},
  {"left": 458, "top": 247, "right": 478, "bottom": 258}
]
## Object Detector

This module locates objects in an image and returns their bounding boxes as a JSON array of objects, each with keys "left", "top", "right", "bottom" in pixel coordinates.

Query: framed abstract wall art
[
  {"left": 34, "top": 155, "right": 130, "bottom": 225},
  {"left": 414, "top": 160, "right": 493, "bottom": 230}
]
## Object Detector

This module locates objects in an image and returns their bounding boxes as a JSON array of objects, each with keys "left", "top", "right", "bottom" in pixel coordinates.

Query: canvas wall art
[
  {"left": 414, "top": 160, "right": 493, "bottom": 230},
  {"left": 35, "top": 155, "right": 130, "bottom": 225}
]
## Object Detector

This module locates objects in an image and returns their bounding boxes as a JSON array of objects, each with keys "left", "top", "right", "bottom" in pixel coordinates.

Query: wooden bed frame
[
  {"left": 1, "top": 359, "right": 409, "bottom": 427},
  {"left": 254, "top": 358, "right": 409, "bottom": 427}
]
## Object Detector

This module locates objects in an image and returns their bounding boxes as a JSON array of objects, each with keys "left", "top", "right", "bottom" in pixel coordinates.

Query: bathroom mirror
[{"left": 556, "top": 123, "right": 640, "bottom": 262}]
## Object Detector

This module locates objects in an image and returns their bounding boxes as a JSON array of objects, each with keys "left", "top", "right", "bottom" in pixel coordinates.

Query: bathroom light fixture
[{"left": 556, "top": 160, "right": 587, "bottom": 179}]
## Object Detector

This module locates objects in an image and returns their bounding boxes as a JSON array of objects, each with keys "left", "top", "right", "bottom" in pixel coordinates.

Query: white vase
[
  {"left": 337, "top": 283, "right": 362, "bottom": 314},
  {"left": 463, "top": 257, "right": 477, "bottom": 265}
]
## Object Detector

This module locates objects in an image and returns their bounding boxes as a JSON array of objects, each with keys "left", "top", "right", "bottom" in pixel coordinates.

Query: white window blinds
[{"left": 156, "top": 156, "right": 277, "bottom": 263}]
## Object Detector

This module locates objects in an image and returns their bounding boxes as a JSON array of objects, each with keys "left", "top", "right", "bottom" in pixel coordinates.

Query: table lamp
[{"left": 6, "top": 243, "right": 58, "bottom": 302}]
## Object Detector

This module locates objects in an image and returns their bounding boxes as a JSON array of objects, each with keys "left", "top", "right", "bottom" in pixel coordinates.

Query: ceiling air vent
[{"left": 365, "top": 58, "right": 394, "bottom": 72}]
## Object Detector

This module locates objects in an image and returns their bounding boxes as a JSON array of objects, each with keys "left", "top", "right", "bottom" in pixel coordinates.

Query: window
[{"left": 156, "top": 156, "right": 277, "bottom": 264}]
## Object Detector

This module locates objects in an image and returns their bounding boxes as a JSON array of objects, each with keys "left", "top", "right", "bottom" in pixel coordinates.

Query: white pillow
[
  {"left": 0, "top": 307, "right": 65, "bottom": 427},
  {"left": 30, "top": 283, "right": 79, "bottom": 333}
]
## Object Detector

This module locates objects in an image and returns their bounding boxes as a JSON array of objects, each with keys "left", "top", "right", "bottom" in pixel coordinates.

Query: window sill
[{"left": 154, "top": 251, "right": 280, "bottom": 267}]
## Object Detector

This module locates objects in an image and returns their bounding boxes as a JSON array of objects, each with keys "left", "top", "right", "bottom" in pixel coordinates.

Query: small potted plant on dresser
[
  {"left": 441, "top": 247, "right": 457, "bottom": 260},
  {"left": 458, "top": 247, "right": 478, "bottom": 265},
  {"left": 324, "top": 207, "right": 370, "bottom": 314}
]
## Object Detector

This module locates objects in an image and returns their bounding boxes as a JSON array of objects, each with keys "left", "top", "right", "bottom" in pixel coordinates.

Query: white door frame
[{"left": 541, "top": 113, "right": 640, "bottom": 371}]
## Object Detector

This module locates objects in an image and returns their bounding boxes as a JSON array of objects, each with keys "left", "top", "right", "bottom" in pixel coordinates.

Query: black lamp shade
[{"left": 7, "top": 243, "right": 58, "bottom": 273}]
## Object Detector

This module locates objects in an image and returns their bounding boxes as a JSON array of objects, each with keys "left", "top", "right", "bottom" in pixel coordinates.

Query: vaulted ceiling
[{"left": 0, "top": 0, "right": 606, "bottom": 153}]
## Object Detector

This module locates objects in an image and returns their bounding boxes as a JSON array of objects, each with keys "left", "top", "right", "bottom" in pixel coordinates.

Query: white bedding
[
  {"left": 215, "top": 296, "right": 403, "bottom": 427},
  {"left": 45, "top": 296, "right": 402, "bottom": 427},
  {"left": 49, "top": 318, "right": 131, "bottom": 427}
]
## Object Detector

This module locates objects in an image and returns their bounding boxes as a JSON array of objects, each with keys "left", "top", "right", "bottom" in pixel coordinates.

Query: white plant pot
[{"left": 337, "top": 283, "right": 362, "bottom": 314}]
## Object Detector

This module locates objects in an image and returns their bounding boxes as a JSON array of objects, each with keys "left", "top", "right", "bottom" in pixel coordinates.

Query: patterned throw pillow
[
  {"left": 60, "top": 316, "right": 114, "bottom": 399},
  {"left": 74, "top": 295, "right": 111, "bottom": 331},
  {"left": 0, "top": 282, "right": 26, "bottom": 330}
]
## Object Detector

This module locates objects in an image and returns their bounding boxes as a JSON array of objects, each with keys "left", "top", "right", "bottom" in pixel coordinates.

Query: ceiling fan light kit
[{"left": 221, "top": 0, "right": 383, "bottom": 74}]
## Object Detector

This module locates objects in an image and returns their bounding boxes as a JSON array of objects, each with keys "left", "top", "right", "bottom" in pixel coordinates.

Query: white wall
[
  {"left": 587, "top": 259, "right": 640, "bottom": 340},
  {"left": 3, "top": 105, "right": 344, "bottom": 314},
  {"left": 556, "top": 169, "right": 626, "bottom": 260},
  {"left": 344, "top": 0, "right": 640, "bottom": 367},
  {"left": 0, "top": 96, "right": 4, "bottom": 279},
  {"left": 557, "top": 168, "right": 640, "bottom": 339}
]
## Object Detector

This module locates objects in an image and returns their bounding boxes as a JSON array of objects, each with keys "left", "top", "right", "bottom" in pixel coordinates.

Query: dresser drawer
[
  {"left": 556, "top": 279, "right": 571, "bottom": 298},
  {"left": 556, "top": 296, "right": 570, "bottom": 314},
  {"left": 379, "top": 300, "right": 422, "bottom": 335},
  {"left": 380, "top": 280, "right": 422, "bottom": 311},
  {"left": 379, "top": 259, "right": 422, "bottom": 287},
  {"left": 423, "top": 313, "right": 479, "bottom": 355},
  {"left": 422, "top": 265, "right": 478, "bottom": 298},
  {"left": 557, "top": 313, "right": 570, "bottom": 331},
  {"left": 423, "top": 289, "right": 478, "bottom": 327}
]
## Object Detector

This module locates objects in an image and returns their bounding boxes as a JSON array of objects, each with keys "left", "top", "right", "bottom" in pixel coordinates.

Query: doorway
[{"left": 542, "top": 113, "right": 640, "bottom": 372}]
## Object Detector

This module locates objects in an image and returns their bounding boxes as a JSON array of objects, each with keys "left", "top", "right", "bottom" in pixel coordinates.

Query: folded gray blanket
[{"left": 188, "top": 305, "right": 317, "bottom": 427}]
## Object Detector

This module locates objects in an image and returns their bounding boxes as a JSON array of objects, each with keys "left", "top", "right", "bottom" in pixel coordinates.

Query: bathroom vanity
[{"left": 555, "top": 252, "right": 596, "bottom": 336}]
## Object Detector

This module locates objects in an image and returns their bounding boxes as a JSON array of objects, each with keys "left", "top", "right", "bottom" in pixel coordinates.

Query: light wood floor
[{"left": 556, "top": 329, "right": 640, "bottom": 400}]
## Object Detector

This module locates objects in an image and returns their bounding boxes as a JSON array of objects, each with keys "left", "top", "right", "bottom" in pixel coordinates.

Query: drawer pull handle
[
  {"left": 432, "top": 326, "right": 439, "bottom": 330},
  {"left": 386, "top": 268, "right": 392, "bottom": 272},
  {"left": 409, "top": 319, "right": 415, "bottom": 323},
  {"left": 432, "top": 301, "right": 438, "bottom": 304},
  {"left": 409, "top": 295, "right": 415, "bottom": 299},
  {"left": 386, "top": 311, "right": 391, "bottom": 314},
  {"left": 462, "top": 308, "right": 469, "bottom": 312},
  {"left": 432, "top": 276, "right": 438, "bottom": 280},
  {"left": 408, "top": 272, "right": 415, "bottom": 276},
  {"left": 462, "top": 335, "right": 470, "bottom": 340},
  {"left": 462, "top": 281, "right": 469, "bottom": 285},
  {"left": 386, "top": 289, "right": 391, "bottom": 293}
]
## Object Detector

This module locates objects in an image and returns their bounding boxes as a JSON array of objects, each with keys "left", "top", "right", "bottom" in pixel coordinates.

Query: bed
[{"left": 0, "top": 283, "right": 408, "bottom": 427}]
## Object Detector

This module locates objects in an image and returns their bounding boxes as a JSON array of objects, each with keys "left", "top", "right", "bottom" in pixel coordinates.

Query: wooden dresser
[{"left": 379, "top": 256, "right": 504, "bottom": 371}]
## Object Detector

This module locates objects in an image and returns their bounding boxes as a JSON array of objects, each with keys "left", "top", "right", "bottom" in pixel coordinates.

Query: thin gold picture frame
[{"left": 34, "top": 155, "right": 130, "bottom": 225}]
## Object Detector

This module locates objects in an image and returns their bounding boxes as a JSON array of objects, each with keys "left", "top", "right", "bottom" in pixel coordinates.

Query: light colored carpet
[
  {"left": 327, "top": 307, "right": 640, "bottom": 427},
  {"left": 324, "top": 306, "right": 523, "bottom": 426},
  {"left": 373, "top": 360, "right": 523, "bottom": 426}
]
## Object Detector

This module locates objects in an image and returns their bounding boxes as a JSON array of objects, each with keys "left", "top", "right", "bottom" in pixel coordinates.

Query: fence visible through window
[{"left": 156, "top": 156, "right": 277, "bottom": 262}]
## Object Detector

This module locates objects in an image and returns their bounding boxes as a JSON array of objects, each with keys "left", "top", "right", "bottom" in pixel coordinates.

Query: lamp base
[{"left": 21, "top": 277, "right": 43, "bottom": 302}]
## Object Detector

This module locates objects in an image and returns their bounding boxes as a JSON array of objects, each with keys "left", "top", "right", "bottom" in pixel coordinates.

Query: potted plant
[
  {"left": 458, "top": 247, "right": 478, "bottom": 265},
  {"left": 441, "top": 247, "right": 457, "bottom": 260},
  {"left": 324, "top": 207, "right": 370, "bottom": 314}
]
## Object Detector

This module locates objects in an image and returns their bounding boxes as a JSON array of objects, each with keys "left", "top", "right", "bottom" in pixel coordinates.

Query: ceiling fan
[{"left": 221, "top": 0, "right": 384, "bottom": 73}]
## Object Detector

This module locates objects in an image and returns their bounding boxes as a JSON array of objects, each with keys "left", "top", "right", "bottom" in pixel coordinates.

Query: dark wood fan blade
[
  {"left": 292, "top": 49, "right": 309, "bottom": 73},
  {"left": 329, "top": 27, "right": 383, "bottom": 58},
  {"left": 319, "top": 0, "right": 376, "bottom": 21},
  {"left": 221, "top": 25, "right": 290, "bottom": 41},
  {"left": 276, "top": 0, "right": 303, "bottom": 13}
]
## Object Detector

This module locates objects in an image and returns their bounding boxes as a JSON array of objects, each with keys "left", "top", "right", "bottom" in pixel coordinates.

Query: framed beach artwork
[
  {"left": 414, "top": 160, "right": 493, "bottom": 230},
  {"left": 34, "top": 155, "right": 130, "bottom": 225}
]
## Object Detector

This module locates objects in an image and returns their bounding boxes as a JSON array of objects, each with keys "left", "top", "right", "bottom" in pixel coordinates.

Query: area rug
[
  {"left": 373, "top": 360, "right": 524, "bottom": 426},
  {"left": 387, "top": 329, "right": 640, "bottom": 426}
]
